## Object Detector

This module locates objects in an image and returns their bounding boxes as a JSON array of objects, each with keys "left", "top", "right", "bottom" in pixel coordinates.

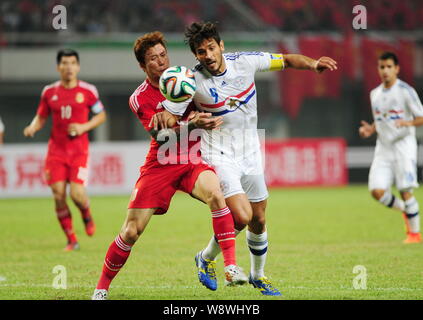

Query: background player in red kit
[
  {"left": 23, "top": 49, "right": 106, "bottom": 251},
  {"left": 92, "top": 31, "right": 247, "bottom": 300}
]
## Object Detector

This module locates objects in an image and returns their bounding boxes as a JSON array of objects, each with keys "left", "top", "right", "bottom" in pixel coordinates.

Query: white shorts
[
  {"left": 203, "top": 151, "right": 269, "bottom": 202},
  {"left": 368, "top": 155, "right": 418, "bottom": 191}
]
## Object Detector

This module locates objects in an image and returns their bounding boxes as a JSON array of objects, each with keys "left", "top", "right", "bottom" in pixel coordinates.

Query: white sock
[
  {"left": 246, "top": 230, "right": 268, "bottom": 280},
  {"left": 379, "top": 190, "right": 405, "bottom": 212},
  {"left": 202, "top": 229, "right": 241, "bottom": 260},
  {"left": 404, "top": 197, "right": 420, "bottom": 233}
]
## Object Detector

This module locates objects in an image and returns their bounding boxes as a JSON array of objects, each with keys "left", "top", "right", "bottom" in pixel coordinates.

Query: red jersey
[
  {"left": 37, "top": 80, "right": 104, "bottom": 158},
  {"left": 129, "top": 78, "right": 199, "bottom": 166}
]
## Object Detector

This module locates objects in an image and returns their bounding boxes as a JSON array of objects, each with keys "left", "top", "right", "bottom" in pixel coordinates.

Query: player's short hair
[
  {"left": 184, "top": 21, "right": 221, "bottom": 54},
  {"left": 379, "top": 52, "right": 399, "bottom": 65},
  {"left": 133, "top": 31, "right": 167, "bottom": 66},
  {"left": 57, "top": 49, "right": 79, "bottom": 65}
]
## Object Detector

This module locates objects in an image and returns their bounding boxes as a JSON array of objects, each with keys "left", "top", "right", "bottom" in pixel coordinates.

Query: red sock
[
  {"left": 211, "top": 207, "right": 236, "bottom": 266},
  {"left": 78, "top": 202, "right": 91, "bottom": 220},
  {"left": 56, "top": 206, "right": 77, "bottom": 243},
  {"left": 96, "top": 235, "right": 132, "bottom": 290}
]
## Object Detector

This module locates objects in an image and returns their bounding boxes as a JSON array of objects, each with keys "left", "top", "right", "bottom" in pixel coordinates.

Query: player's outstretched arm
[
  {"left": 23, "top": 115, "right": 47, "bottom": 138},
  {"left": 68, "top": 111, "right": 106, "bottom": 137},
  {"left": 395, "top": 117, "right": 423, "bottom": 128},
  {"left": 284, "top": 54, "right": 337, "bottom": 73},
  {"left": 358, "top": 120, "right": 376, "bottom": 138}
]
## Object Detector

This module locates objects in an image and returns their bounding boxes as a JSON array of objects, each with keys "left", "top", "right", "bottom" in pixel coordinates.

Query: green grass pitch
[{"left": 1, "top": 185, "right": 423, "bottom": 300}]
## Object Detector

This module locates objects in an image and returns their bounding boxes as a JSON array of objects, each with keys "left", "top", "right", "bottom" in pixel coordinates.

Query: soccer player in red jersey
[
  {"left": 92, "top": 32, "right": 246, "bottom": 300},
  {"left": 23, "top": 49, "right": 106, "bottom": 251}
]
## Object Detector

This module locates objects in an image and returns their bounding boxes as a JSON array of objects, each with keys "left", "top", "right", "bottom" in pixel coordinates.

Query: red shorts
[
  {"left": 44, "top": 153, "right": 89, "bottom": 186},
  {"left": 128, "top": 162, "right": 215, "bottom": 215}
]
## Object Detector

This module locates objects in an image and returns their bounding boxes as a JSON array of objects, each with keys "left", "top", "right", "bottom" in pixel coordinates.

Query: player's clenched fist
[
  {"left": 358, "top": 120, "right": 375, "bottom": 138},
  {"left": 23, "top": 125, "right": 36, "bottom": 138},
  {"left": 68, "top": 123, "right": 86, "bottom": 137}
]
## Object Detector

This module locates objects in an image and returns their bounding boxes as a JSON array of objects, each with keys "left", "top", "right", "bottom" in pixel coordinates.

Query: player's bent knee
[
  {"left": 206, "top": 188, "right": 225, "bottom": 207},
  {"left": 121, "top": 223, "right": 140, "bottom": 244},
  {"left": 51, "top": 189, "right": 66, "bottom": 203},
  {"left": 233, "top": 211, "right": 251, "bottom": 229},
  {"left": 70, "top": 189, "right": 86, "bottom": 204},
  {"left": 371, "top": 189, "right": 385, "bottom": 201},
  {"left": 399, "top": 188, "right": 414, "bottom": 199},
  {"left": 251, "top": 214, "right": 266, "bottom": 228}
]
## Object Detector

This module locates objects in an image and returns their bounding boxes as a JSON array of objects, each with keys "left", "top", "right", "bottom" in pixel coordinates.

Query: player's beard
[{"left": 204, "top": 59, "right": 223, "bottom": 75}]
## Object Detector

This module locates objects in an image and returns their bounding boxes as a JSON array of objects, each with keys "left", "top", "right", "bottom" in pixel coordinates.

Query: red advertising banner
[
  {"left": 0, "top": 142, "right": 149, "bottom": 198},
  {"left": 264, "top": 138, "right": 347, "bottom": 187},
  {"left": 0, "top": 139, "right": 347, "bottom": 197},
  {"left": 360, "top": 38, "right": 415, "bottom": 101}
]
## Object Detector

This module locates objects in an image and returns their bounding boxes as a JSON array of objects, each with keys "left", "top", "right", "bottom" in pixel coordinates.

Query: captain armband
[
  {"left": 91, "top": 101, "right": 105, "bottom": 114},
  {"left": 269, "top": 53, "right": 285, "bottom": 71}
]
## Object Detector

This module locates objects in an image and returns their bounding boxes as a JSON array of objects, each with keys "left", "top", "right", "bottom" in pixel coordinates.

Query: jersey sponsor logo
[
  {"left": 51, "top": 95, "right": 58, "bottom": 101},
  {"left": 76, "top": 92, "right": 84, "bottom": 103}
]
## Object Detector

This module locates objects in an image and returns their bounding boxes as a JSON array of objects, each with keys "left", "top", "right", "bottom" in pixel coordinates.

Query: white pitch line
[{"left": 1, "top": 283, "right": 422, "bottom": 292}]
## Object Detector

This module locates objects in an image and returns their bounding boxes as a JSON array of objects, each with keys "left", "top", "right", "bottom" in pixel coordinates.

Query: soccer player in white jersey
[
  {"left": 359, "top": 52, "right": 423, "bottom": 244},
  {"left": 152, "top": 21, "right": 337, "bottom": 296}
]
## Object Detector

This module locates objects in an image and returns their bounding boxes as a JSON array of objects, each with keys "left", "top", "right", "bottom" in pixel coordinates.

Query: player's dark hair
[
  {"left": 379, "top": 52, "right": 399, "bottom": 65},
  {"left": 184, "top": 21, "right": 221, "bottom": 54},
  {"left": 133, "top": 31, "right": 167, "bottom": 66},
  {"left": 57, "top": 48, "right": 79, "bottom": 65}
]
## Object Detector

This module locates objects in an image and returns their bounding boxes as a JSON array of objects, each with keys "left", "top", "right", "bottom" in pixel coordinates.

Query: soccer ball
[{"left": 159, "top": 66, "right": 196, "bottom": 102}]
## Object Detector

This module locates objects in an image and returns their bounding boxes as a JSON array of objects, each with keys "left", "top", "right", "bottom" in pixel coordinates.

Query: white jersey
[
  {"left": 163, "top": 52, "right": 284, "bottom": 160},
  {"left": 0, "top": 116, "right": 4, "bottom": 133},
  {"left": 368, "top": 79, "right": 423, "bottom": 191},
  {"left": 371, "top": 79, "right": 423, "bottom": 147}
]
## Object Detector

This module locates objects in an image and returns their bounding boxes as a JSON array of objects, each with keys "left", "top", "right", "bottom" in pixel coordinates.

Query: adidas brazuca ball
[{"left": 159, "top": 66, "right": 196, "bottom": 102}]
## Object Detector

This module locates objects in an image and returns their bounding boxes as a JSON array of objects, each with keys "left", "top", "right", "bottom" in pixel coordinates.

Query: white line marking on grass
[
  {"left": 1, "top": 283, "right": 423, "bottom": 292},
  {"left": 0, "top": 283, "right": 199, "bottom": 290}
]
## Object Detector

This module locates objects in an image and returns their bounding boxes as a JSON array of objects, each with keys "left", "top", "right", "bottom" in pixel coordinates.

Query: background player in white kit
[
  {"left": 153, "top": 21, "right": 337, "bottom": 295},
  {"left": 359, "top": 52, "right": 423, "bottom": 244}
]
